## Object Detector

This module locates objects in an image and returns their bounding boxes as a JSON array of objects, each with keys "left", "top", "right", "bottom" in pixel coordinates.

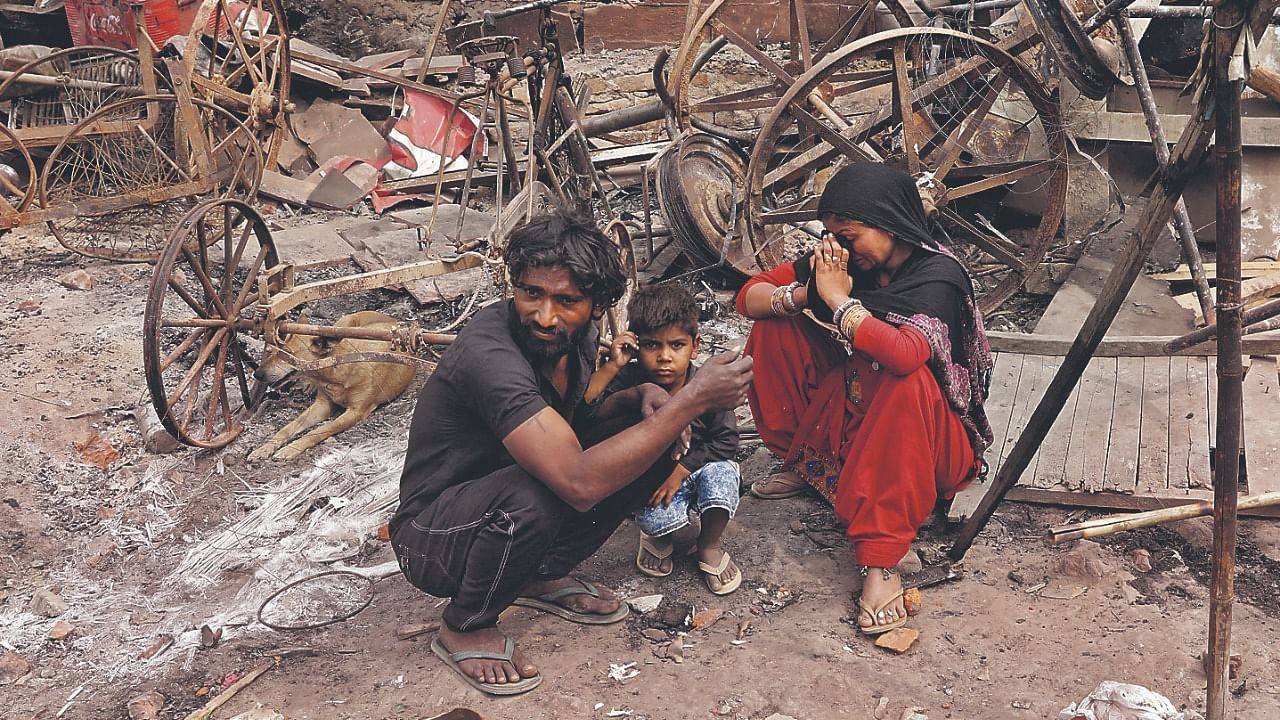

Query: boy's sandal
[
  {"left": 856, "top": 590, "right": 908, "bottom": 636},
  {"left": 430, "top": 635, "right": 542, "bottom": 696},
  {"left": 636, "top": 532, "right": 674, "bottom": 578},
  {"left": 698, "top": 552, "right": 743, "bottom": 596},
  {"left": 512, "top": 578, "right": 631, "bottom": 624},
  {"left": 749, "top": 471, "right": 810, "bottom": 499}
]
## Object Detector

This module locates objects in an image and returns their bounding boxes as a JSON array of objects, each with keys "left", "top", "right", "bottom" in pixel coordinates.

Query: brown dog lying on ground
[{"left": 248, "top": 310, "right": 416, "bottom": 461}]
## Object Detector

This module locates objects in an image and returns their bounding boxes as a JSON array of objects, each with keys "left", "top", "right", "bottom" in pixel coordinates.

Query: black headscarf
[
  {"left": 792, "top": 163, "right": 975, "bottom": 360},
  {"left": 791, "top": 162, "right": 994, "bottom": 458}
]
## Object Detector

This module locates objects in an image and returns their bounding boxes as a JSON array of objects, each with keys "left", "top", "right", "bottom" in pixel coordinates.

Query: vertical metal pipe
[
  {"left": 1116, "top": 13, "right": 1216, "bottom": 324},
  {"left": 1207, "top": 0, "right": 1247, "bottom": 715}
]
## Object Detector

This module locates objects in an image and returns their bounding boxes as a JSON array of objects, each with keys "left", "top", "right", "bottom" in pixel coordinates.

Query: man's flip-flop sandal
[
  {"left": 512, "top": 578, "right": 631, "bottom": 624},
  {"left": 856, "top": 590, "right": 908, "bottom": 636},
  {"left": 698, "top": 552, "right": 742, "bottom": 596},
  {"left": 636, "top": 533, "right": 674, "bottom": 578},
  {"left": 430, "top": 636, "right": 542, "bottom": 696},
  {"left": 749, "top": 473, "right": 811, "bottom": 499}
]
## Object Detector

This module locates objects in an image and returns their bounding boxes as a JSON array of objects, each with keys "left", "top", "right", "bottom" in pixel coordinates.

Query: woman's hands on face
[{"left": 814, "top": 234, "right": 853, "bottom": 309}]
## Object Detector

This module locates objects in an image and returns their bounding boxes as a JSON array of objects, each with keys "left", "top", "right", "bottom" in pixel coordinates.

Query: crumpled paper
[{"left": 1060, "top": 681, "right": 1185, "bottom": 720}]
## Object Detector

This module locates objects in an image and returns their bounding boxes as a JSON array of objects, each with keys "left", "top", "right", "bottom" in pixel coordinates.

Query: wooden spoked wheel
[
  {"left": 184, "top": 0, "right": 291, "bottom": 164},
  {"left": 0, "top": 47, "right": 168, "bottom": 147},
  {"left": 143, "top": 198, "right": 279, "bottom": 449},
  {"left": 0, "top": 125, "right": 37, "bottom": 221},
  {"left": 669, "top": 0, "right": 916, "bottom": 141},
  {"left": 745, "top": 28, "right": 1068, "bottom": 314},
  {"left": 38, "top": 95, "right": 263, "bottom": 262}
]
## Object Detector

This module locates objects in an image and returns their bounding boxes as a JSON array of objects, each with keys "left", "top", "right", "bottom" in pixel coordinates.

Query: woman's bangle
[
  {"left": 839, "top": 303, "right": 871, "bottom": 341},
  {"left": 770, "top": 283, "right": 802, "bottom": 317},
  {"left": 831, "top": 297, "right": 862, "bottom": 327},
  {"left": 782, "top": 282, "right": 801, "bottom": 313}
]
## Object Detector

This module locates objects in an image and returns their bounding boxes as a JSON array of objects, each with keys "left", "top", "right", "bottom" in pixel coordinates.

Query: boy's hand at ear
[{"left": 608, "top": 331, "right": 638, "bottom": 369}]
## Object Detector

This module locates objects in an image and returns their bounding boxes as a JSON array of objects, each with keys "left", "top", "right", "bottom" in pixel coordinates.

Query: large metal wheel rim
[
  {"left": 186, "top": 0, "right": 292, "bottom": 165},
  {"left": 1021, "top": 0, "right": 1117, "bottom": 100},
  {"left": 744, "top": 27, "right": 1068, "bottom": 313},
  {"left": 0, "top": 125, "right": 37, "bottom": 218},
  {"left": 37, "top": 94, "right": 265, "bottom": 262},
  {"left": 669, "top": 0, "right": 917, "bottom": 141},
  {"left": 143, "top": 198, "right": 278, "bottom": 448},
  {"left": 656, "top": 132, "right": 755, "bottom": 275}
]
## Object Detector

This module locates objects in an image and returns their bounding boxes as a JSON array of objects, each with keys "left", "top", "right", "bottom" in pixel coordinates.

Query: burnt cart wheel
[
  {"left": 143, "top": 198, "right": 279, "bottom": 448},
  {"left": 0, "top": 125, "right": 37, "bottom": 221},
  {"left": 668, "top": 0, "right": 916, "bottom": 142},
  {"left": 745, "top": 27, "right": 1067, "bottom": 314},
  {"left": 38, "top": 95, "right": 264, "bottom": 262}
]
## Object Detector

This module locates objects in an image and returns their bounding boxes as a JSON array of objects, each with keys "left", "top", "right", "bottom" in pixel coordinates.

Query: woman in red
[{"left": 735, "top": 163, "right": 993, "bottom": 635}]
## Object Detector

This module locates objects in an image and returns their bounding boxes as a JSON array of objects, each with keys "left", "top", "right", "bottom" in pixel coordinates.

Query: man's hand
[
  {"left": 608, "top": 331, "right": 638, "bottom": 369},
  {"left": 637, "top": 384, "right": 691, "bottom": 459},
  {"left": 684, "top": 349, "right": 753, "bottom": 413},
  {"left": 649, "top": 465, "right": 689, "bottom": 508}
]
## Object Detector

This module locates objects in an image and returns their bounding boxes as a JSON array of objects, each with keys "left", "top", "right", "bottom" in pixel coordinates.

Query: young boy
[{"left": 587, "top": 285, "right": 743, "bottom": 595}]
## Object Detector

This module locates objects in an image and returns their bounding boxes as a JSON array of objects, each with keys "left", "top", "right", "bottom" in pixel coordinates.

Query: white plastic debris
[
  {"left": 607, "top": 662, "right": 640, "bottom": 682},
  {"left": 606, "top": 710, "right": 634, "bottom": 718},
  {"left": 1060, "top": 681, "right": 1186, "bottom": 720},
  {"left": 626, "top": 594, "right": 663, "bottom": 614},
  {"left": 594, "top": 703, "right": 605, "bottom": 711}
]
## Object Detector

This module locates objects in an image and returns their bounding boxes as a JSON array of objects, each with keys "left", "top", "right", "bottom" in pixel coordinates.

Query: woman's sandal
[
  {"left": 856, "top": 590, "right": 908, "bottom": 635},
  {"left": 698, "top": 551, "right": 743, "bottom": 595},
  {"left": 636, "top": 532, "right": 674, "bottom": 578},
  {"left": 749, "top": 471, "right": 810, "bottom": 499}
]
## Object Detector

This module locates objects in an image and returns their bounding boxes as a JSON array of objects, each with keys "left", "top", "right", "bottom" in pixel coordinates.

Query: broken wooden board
[{"left": 337, "top": 218, "right": 487, "bottom": 305}]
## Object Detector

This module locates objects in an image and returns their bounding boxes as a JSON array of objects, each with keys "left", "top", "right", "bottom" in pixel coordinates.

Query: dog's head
[{"left": 254, "top": 314, "right": 342, "bottom": 385}]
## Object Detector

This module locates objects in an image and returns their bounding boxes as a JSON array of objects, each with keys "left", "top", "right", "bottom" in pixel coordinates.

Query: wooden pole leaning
[
  {"left": 946, "top": 4, "right": 1268, "bottom": 565},
  {"left": 1045, "top": 491, "right": 1280, "bottom": 545}
]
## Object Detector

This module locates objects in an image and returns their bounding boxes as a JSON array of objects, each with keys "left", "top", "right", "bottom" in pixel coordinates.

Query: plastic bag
[{"left": 1060, "top": 681, "right": 1185, "bottom": 720}]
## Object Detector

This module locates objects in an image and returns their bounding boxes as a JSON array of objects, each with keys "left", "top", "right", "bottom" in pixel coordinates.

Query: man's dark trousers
[{"left": 392, "top": 415, "right": 676, "bottom": 631}]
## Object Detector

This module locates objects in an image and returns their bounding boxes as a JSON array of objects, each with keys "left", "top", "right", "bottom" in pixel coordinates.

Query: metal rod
[
  {"left": 1082, "top": 0, "right": 1141, "bottom": 33},
  {"left": 936, "top": 0, "right": 1019, "bottom": 13},
  {"left": 948, "top": 9, "right": 1251, "bottom": 564},
  {"left": 416, "top": 0, "right": 453, "bottom": 83},
  {"left": 1207, "top": 0, "right": 1248, "bottom": 714},
  {"left": 1116, "top": 13, "right": 1215, "bottom": 324}
]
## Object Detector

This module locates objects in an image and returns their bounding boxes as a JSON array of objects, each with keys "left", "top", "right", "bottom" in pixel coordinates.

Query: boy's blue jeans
[{"left": 634, "top": 460, "right": 741, "bottom": 537}]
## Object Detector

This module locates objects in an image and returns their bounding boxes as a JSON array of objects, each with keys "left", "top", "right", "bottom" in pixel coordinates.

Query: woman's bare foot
[
  {"left": 637, "top": 532, "right": 674, "bottom": 576},
  {"left": 437, "top": 625, "right": 538, "bottom": 686},
  {"left": 749, "top": 470, "right": 810, "bottom": 499},
  {"left": 857, "top": 567, "right": 907, "bottom": 634},
  {"left": 521, "top": 577, "right": 623, "bottom": 616}
]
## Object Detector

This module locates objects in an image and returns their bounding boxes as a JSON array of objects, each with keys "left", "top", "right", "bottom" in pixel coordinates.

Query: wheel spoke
[
  {"left": 204, "top": 332, "right": 232, "bottom": 438},
  {"left": 168, "top": 275, "right": 212, "bottom": 318},
  {"left": 939, "top": 207, "right": 1029, "bottom": 274},
  {"left": 815, "top": 0, "right": 875, "bottom": 63},
  {"left": 180, "top": 244, "right": 231, "bottom": 319},
  {"left": 221, "top": 0, "right": 265, "bottom": 85},
  {"left": 891, "top": 40, "right": 920, "bottom": 175},
  {"left": 165, "top": 326, "right": 228, "bottom": 416},
  {"left": 160, "top": 326, "right": 210, "bottom": 372},
  {"left": 231, "top": 244, "right": 271, "bottom": 313},
  {"left": 928, "top": 74, "right": 1011, "bottom": 179},
  {"left": 790, "top": 0, "right": 813, "bottom": 72},
  {"left": 690, "top": 84, "right": 786, "bottom": 113},
  {"left": 709, "top": 18, "right": 796, "bottom": 86},
  {"left": 788, "top": 104, "right": 878, "bottom": 164},
  {"left": 230, "top": 336, "right": 255, "bottom": 404}
]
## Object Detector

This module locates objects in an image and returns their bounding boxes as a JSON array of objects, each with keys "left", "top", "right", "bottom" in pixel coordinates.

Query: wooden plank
[
  {"left": 1151, "top": 260, "right": 1280, "bottom": 282},
  {"left": 999, "top": 485, "right": 1280, "bottom": 518},
  {"left": 1184, "top": 356, "right": 1214, "bottom": 490},
  {"left": 1242, "top": 356, "right": 1280, "bottom": 493},
  {"left": 1031, "top": 357, "right": 1075, "bottom": 489},
  {"left": 1136, "top": 356, "right": 1172, "bottom": 496},
  {"left": 948, "top": 351, "right": 1022, "bottom": 522},
  {"left": 1104, "top": 357, "right": 1144, "bottom": 494},
  {"left": 1061, "top": 357, "right": 1117, "bottom": 493},
  {"left": 1169, "top": 357, "right": 1211, "bottom": 491},
  {"left": 1002, "top": 355, "right": 1055, "bottom": 484},
  {"left": 984, "top": 331, "right": 1280, "bottom": 357}
]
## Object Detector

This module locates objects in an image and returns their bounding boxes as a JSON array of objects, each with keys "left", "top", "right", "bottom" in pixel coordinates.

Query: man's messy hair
[
  {"left": 627, "top": 284, "right": 699, "bottom": 338},
  {"left": 505, "top": 210, "right": 627, "bottom": 309}
]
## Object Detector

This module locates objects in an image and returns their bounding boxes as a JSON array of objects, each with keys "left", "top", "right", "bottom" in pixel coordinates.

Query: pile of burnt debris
[{"left": 4, "top": 0, "right": 1280, "bottom": 323}]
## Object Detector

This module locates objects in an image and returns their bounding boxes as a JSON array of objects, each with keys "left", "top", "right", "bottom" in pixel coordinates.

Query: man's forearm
[{"left": 592, "top": 383, "right": 646, "bottom": 420}]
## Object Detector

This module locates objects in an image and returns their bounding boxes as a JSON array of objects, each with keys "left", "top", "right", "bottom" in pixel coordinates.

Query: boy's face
[{"left": 636, "top": 325, "right": 698, "bottom": 390}]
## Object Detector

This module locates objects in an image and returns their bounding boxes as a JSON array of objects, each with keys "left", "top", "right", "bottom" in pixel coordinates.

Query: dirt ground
[{"left": 2, "top": 214, "right": 1280, "bottom": 720}]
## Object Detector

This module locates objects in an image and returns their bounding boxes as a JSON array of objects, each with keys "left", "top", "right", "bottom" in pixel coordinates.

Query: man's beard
[{"left": 515, "top": 319, "right": 587, "bottom": 363}]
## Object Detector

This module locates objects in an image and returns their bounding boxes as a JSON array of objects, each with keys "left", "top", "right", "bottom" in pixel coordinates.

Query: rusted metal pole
[
  {"left": 1207, "top": 0, "right": 1248, "bottom": 715},
  {"left": 416, "top": 0, "right": 453, "bottom": 83},
  {"left": 1115, "top": 13, "right": 1215, "bottom": 325},
  {"left": 948, "top": 8, "right": 1264, "bottom": 564},
  {"left": 1162, "top": 295, "right": 1280, "bottom": 353}
]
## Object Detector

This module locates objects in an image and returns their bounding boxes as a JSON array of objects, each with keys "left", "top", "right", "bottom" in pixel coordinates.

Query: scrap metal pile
[{"left": 0, "top": 0, "right": 1259, "bottom": 449}]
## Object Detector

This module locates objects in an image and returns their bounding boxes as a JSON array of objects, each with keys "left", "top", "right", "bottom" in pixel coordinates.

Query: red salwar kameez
[{"left": 736, "top": 263, "right": 978, "bottom": 568}]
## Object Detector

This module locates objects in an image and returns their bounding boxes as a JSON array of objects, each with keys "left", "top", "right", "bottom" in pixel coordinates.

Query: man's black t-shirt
[{"left": 392, "top": 300, "right": 597, "bottom": 534}]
